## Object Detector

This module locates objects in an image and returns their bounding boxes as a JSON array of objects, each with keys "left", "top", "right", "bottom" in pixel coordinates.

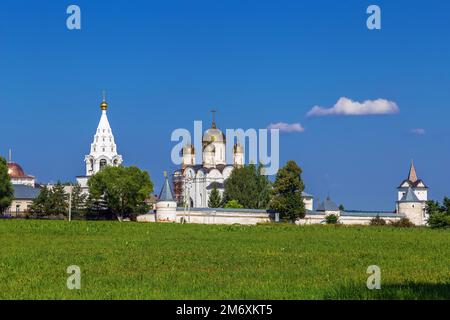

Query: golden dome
[
  {"left": 7, "top": 162, "right": 26, "bottom": 178},
  {"left": 203, "top": 128, "right": 225, "bottom": 144},
  {"left": 100, "top": 100, "right": 108, "bottom": 111}
]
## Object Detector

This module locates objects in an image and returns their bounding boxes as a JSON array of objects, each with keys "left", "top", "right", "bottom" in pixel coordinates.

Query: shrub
[
  {"left": 390, "top": 217, "right": 414, "bottom": 228},
  {"left": 370, "top": 215, "right": 386, "bottom": 226},
  {"left": 224, "top": 200, "right": 244, "bottom": 209},
  {"left": 325, "top": 214, "right": 339, "bottom": 224},
  {"left": 428, "top": 213, "right": 450, "bottom": 229}
]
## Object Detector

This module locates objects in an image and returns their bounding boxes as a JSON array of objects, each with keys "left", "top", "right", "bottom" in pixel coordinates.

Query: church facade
[
  {"left": 172, "top": 115, "right": 314, "bottom": 210},
  {"left": 76, "top": 96, "right": 123, "bottom": 191},
  {"left": 172, "top": 115, "right": 243, "bottom": 208}
]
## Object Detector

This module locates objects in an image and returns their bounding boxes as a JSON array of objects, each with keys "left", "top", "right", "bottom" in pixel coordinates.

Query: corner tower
[
  {"left": 397, "top": 160, "right": 428, "bottom": 202},
  {"left": 396, "top": 161, "right": 428, "bottom": 225}
]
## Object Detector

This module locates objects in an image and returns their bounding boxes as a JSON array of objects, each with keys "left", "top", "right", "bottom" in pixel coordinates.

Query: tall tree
[
  {"left": 88, "top": 166, "right": 154, "bottom": 220},
  {"left": 256, "top": 164, "right": 271, "bottom": 209},
  {"left": 0, "top": 157, "right": 14, "bottom": 214},
  {"left": 223, "top": 164, "right": 271, "bottom": 209},
  {"left": 70, "top": 183, "right": 87, "bottom": 218},
  {"left": 269, "top": 160, "right": 306, "bottom": 222},
  {"left": 29, "top": 186, "right": 52, "bottom": 217},
  {"left": 208, "top": 185, "right": 222, "bottom": 208},
  {"left": 48, "top": 182, "right": 68, "bottom": 215},
  {"left": 426, "top": 198, "right": 450, "bottom": 229}
]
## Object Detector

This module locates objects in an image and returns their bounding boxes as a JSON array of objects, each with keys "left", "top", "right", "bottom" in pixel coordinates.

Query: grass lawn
[{"left": 0, "top": 220, "right": 448, "bottom": 299}]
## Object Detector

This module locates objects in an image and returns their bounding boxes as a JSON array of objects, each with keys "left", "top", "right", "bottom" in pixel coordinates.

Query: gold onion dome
[
  {"left": 7, "top": 162, "right": 26, "bottom": 178},
  {"left": 202, "top": 128, "right": 225, "bottom": 143},
  {"left": 202, "top": 109, "right": 225, "bottom": 143},
  {"left": 100, "top": 99, "right": 108, "bottom": 111}
]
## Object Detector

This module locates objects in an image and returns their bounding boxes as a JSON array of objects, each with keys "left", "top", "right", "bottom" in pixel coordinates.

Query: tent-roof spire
[{"left": 408, "top": 160, "right": 418, "bottom": 183}]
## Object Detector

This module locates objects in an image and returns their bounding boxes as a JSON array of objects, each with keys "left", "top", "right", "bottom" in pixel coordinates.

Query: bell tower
[{"left": 84, "top": 93, "right": 123, "bottom": 176}]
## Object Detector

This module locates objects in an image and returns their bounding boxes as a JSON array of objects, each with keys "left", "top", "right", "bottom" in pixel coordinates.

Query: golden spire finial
[
  {"left": 100, "top": 91, "right": 108, "bottom": 111},
  {"left": 163, "top": 171, "right": 167, "bottom": 178}
]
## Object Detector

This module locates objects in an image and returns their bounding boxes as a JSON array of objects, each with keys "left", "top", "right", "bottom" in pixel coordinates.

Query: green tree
[
  {"left": 208, "top": 185, "right": 222, "bottom": 208},
  {"left": 223, "top": 164, "right": 270, "bottom": 209},
  {"left": 370, "top": 215, "right": 386, "bottom": 226},
  {"left": 0, "top": 157, "right": 14, "bottom": 214},
  {"left": 70, "top": 184, "right": 87, "bottom": 219},
  {"left": 426, "top": 198, "right": 450, "bottom": 229},
  {"left": 224, "top": 200, "right": 244, "bottom": 209},
  {"left": 256, "top": 164, "right": 271, "bottom": 209},
  {"left": 269, "top": 160, "right": 305, "bottom": 222},
  {"left": 88, "top": 166, "right": 154, "bottom": 220},
  {"left": 85, "top": 194, "right": 111, "bottom": 220},
  {"left": 29, "top": 186, "right": 52, "bottom": 217},
  {"left": 325, "top": 214, "right": 339, "bottom": 224},
  {"left": 48, "top": 182, "right": 68, "bottom": 215}
]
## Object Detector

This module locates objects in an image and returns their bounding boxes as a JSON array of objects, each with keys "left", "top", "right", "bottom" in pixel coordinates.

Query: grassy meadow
[{"left": 0, "top": 220, "right": 448, "bottom": 299}]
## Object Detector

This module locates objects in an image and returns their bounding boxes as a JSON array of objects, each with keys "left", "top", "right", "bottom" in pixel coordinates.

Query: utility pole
[{"left": 68, "top": 185, "right": 73, "bottom": 222}]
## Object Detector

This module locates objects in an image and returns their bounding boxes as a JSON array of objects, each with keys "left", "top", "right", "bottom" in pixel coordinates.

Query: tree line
[
  {"left": 0, "top": 158, "right": 154, "bottom": 221},
  {"left": 208, "top": 160, "right": 306, "bottom": 222},
  {"left": 2, "top": 154, "right": 449, "bottom": 228}
]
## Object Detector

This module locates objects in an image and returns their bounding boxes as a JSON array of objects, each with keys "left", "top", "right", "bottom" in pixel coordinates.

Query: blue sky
[{"left": 0, "top": 0, "right": 449, "bottom": 210}]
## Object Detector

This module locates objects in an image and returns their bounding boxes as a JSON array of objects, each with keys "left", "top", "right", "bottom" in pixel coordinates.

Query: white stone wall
[
  {"left": 156, "top": 201, "right": 178, "bottom": 222},
  {"left": 298, "top": 214, "right": 403, "bottom": 225},
  {"left": 176, "top": 210, "right": 271, "bottom": 225}
]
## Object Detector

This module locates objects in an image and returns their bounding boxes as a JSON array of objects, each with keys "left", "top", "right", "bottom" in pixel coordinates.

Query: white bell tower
[
  {"left": 84, "top": 94, "right": 123, "bottom": 176},
  {"left": 77, "top": 94, "right": 124, "bottom": 191}
]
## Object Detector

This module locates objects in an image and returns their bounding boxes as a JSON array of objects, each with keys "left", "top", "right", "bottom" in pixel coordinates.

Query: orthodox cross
[{"left": 211, "top": 109, "right": 217, "bottom": 129}]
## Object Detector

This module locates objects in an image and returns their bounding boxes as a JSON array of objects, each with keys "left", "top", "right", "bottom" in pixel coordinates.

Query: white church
[
  {"left": 172, "top": 114, "right": 314, "bottom": 210},
  {"left": 76, "top": 96, "right": 123, "bottom": 191}
]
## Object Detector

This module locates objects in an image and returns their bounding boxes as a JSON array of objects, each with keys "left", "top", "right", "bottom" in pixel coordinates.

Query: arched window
[{"left": 100, "top": 159, "right": 107, "bottom": 170}]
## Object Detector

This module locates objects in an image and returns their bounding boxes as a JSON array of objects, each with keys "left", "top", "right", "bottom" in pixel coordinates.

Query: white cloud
[
  {"left": 267, "top": 122, "right": 305, "bottom": 133},
  {"left": 410, "top": 128, "right": 426, "bottom": 135},
  {"left": 306, "top": 97, "right": 400, "bottom": 117}
]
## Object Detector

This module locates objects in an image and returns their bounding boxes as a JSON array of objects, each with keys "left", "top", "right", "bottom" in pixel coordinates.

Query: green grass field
[{"left": 0, "top": 220, "right": 448, "bottom": 299}]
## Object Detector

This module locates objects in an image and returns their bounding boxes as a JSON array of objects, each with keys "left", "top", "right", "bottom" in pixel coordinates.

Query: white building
[
  {"left": 396, "top": 161, "right": 428, "bottom": 225},
  {"left": 172, "top": 114, "right": 314, "bottom": 210},
  {"left": 172, "top": 114, "right": 244, "bottom": 208},
  {"left": 300, "top": 161, "right": 429, "bottom": 226},
  {"left": 397, "top": 160, "right": 428, "bottom": 202},
  {"left": 5, "top": 153, "right": 40, "bottom": 216},
  {"left": 76, "top": 96, "right": 123, "bottom": 191}
]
